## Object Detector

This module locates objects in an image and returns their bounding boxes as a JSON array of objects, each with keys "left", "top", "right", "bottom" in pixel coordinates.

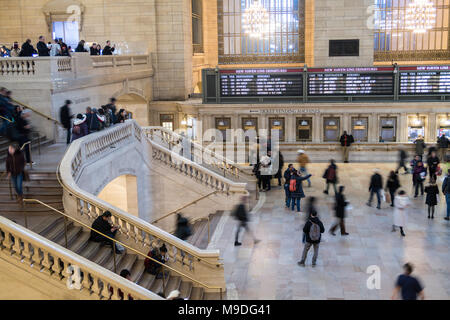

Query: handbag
[
  {"left": 385, "top": 191, "right": 391, "bottom": 204},
  {"left": 23, "top": 170, "right": 30, "bottom": 182}
]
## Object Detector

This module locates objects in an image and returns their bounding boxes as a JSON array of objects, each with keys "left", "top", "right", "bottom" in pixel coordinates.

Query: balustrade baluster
[
  {"left": 22, "top": 240, "right": 32, "bottom": 265},
  {"left": 51, "top": 256, "right": 64, "bottom": 279},
  {"left": 2, "top": 231, "right": 13, "bottom": 253},
  {"left": 100, "top": 279, "right": 111, "bottom": 299},
  {"left": 41, "top": 250, "right": 53, "bottom": 275},
  {"left": 82, "top": 271, "right": 93, "bottom": 292},
  {"left": 11, "top": 235, "right": 22, "bottom": 261},
  {"left": 91, "top": 277, "right": 102, "bottom": 298},
  {"left": 111, "top": 285, "right": 122, "bottom": 300}
]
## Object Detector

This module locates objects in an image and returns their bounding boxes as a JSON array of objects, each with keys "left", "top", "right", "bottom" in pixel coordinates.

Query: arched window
[
  {"left": 374, "top": 0, "right": 450, "bottom": 61},
  {"left": 218, "top": 0, "right": 305, "bottom": 64},
  {"left": 192, "top": 0, "right": 204, "bottom": 53}
]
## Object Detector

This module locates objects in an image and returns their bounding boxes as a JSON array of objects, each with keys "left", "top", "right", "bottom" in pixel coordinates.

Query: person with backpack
[
  {"left": 367, "top": 168, "right": 383, "bottom": 209},
  {"left": 323, "top": 159, "right": 338, "bottom": 195},
  {"left": 71, "top": 114, "right": 88, "bottom": 142},
  {"left": 425, "top": 178, "right": 439, "bottom": 219},
  {"left": 144, "top": 244, "right": 168, "bottom": 279},
  {"left": 289, "top": 170, "right": 312, "bottom": 213},
  {"left": 233, "top": 195, "right": 260, "bottom": 246},
  {"left": 298, "top": 210, "right": 325, "bottom": 267},
  {"left": 442, "top": 169, "right": 450, "bottom": 221},
  {"left": 283, "top": 164, "right": 295, "bottom": 208},
  {"left": 330, "top": 186, "right": 349, "bottom": 236}
]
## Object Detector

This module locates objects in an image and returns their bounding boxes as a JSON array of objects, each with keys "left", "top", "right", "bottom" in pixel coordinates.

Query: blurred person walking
[
  {"left": 233, "top": 196, "right": 260, "bottom": 246},
  {"left": 323, "top": 159, "right": 338, "bottom": 195},
  {"left": 413, "top": 160, "right": 427, "bottom": 198},
  {"left": 59, "top": 100, "right": 73, "bottom": 145},
  {"left": 392, "top": 190, "right": 410, "bottom": 237},
  {"left": 367, "top": 168, "right": 383, "bottom": 210},
  {"left": 6, "top": 144, "right": 26, "bottom": 204},
  {"left": 442, "top": 169, "right": 450, "bottom": 221},
  {"left": 414, "top": 135, "right": 426, "bottom": 158},
  {"left": 297, "top": 149, "right": 311, "bottom": 187},
  {"left": 426, "top": 150, "right": 440, "bottom": 182},
  {"left": 437, "top": 133, "right": 449, "bottom": 163},
  {"left": 395, "top": 147, "right": 408, "bottom": 174},
  {"left": 392, "top": 263, "right": 424, "bottom": 300},
  {"left": 424, "top": 178, "right": 439, "bottom": 219},
  {"left": 386, "top": 171, "right": 400, "bottom": 207},
  {"left": 330, "top": 186, "right": 349, "bottom": 236}
]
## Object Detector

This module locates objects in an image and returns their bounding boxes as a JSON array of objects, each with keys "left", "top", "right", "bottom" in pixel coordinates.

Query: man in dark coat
[
  {"left": 274, "top": 152, "right": 284, "bottom": 186},
  {"left": 233, "top": 196, "right": 260, "bottom": 246},
  {"left": 323, "top": 159, "right": 338, "bottom": 195},
  {"left": 144, "top": 244, "right": 168, "bottom": 278},
  {"left": 90, "top": 211, "right": 119, "bottom": 245},
  {"left": 437, "top": 133, "right": 449, "bottom": 162},
  {"left": 36, "top": 36, "right": 49, "bottom": 56},
  {"left": 59, "top": 100, "right": 73, "bottom": 144},
  {"left": 102, "top": 41, "right": 115, "bottom": 55},
  {"left": 19, "top": 39, "right": 36, "bottom": 57},
  {"left": 426, "top": 150, "right": 440, "bottom": 182},
  {"left": 290, "top": 170, "right": 312, "bottom": 212},
  {"left": 367, "top": 168, "right": 383, "bottom": 209},
  {"left": 298, "top": 211, "right": 325, "bottom": 267},
  {"left": 175, "top": 214, "right": 191, "bottom": 240},
  {"left": 330, "top": 186, "right": 349, "bottom": 236},
  {"left": 340, "top": 131, "right": 354, "bottom": 163}
]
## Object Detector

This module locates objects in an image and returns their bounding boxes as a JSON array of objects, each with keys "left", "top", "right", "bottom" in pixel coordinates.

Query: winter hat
[{"left": 297, "top": 149, "right": 305, "bottom": 154}]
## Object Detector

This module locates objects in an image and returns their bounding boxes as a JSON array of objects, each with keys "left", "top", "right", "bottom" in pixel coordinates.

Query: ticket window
[
  {"left": 379, "top": 117, "right": 397, "bottom": 142},
  {"left": 160, "top": 114, "right": 174, "bottom": 131},
  {"left": 269, "top": 118, "right": 285, "bottom": 142},
  {"left": 323, "top": 117, "right": 340, "bottom": 142},
  {"left": 437, "top": 116, "right": 450, "bottom": 138},
  {"left": 296, "top": 117, "right": 312, "bottom": 142},
  {"left": 242, "top": 118, "right": 258, "bottom": 140},
  {"left": 215, "top": 117, "right": 231, "bottom": 141},
  {"left": 351, "top": 117, "right": 368, "bottom": 142},
  {"left": 408, "top": 116, "right": 426, "bottom": 142}
]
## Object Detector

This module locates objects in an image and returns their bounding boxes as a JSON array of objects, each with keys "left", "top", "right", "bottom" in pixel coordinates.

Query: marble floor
[{"left": 208, "top": 163, "right": 450, "bottom": 300}]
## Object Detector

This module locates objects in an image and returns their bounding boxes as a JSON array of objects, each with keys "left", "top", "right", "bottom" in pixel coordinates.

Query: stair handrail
[
  {"left": 151, "top": 191, "right": 219, "bottom": 224},
  {"left": 23, "top": 198, "right": 224, "bottom": 299},
  {"left": 143, "top": 126, "right": 255, "bottom": 182},
  {"left": 0, "top": 215, "right": 163, "bottom": 300},
  {"left": 10, "top": 98, "right": 62, "bottom": 126}
]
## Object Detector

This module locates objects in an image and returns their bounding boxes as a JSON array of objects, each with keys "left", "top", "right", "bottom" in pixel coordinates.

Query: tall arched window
[
  {"left": 218, "top": 0, "right": 305, "bottom": 64},
  {"left": 374, "top": 0, "right": 450, "bottom": 61},
  {"left": 192, "top": 0, "right": 203, "bottom": 53}
]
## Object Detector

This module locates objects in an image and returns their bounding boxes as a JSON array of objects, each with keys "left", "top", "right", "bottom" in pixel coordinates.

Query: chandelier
[
  {"left": 405, "top": 0, "right": 436, "bottom": 34},
  {"left": 242, "top": 0, "right": 269, "bottom": 38}
]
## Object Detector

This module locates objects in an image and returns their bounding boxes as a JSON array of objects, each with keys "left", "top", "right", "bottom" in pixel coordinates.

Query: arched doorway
[
  {"left": 115, "top": 93, "right": 149, "bottom": 127},
  {"left": 97, "top": 175, "right": 139, "bottom": 217}
]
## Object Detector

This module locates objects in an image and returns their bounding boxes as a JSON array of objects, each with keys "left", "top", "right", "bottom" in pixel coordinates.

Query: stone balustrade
[
  {"left": 0, "top": 54, "right": 152, "bottom": 81},
  {"left": 144, "top": 126, "right": 255, "bottom": 183},
  {"left": 59, "top": 120, "right": 239, "bottom": 292},
  {"left": 0, "top": 216, "right": 162, "bottom": 300}
]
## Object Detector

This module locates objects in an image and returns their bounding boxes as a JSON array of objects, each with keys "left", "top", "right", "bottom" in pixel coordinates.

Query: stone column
[
  {"left": 399, "top": 113, "right": 408, "bottom": 142},
  {"left": 368, "top": 113, "right": 378, "bottom": 143},
  {"left": 313, "top": 113, "right": 321, "bottom": 143},
  {"left": 428, "top": 113, "right": 437, "bottom": 142},
  {"left": 286, "top": 115, "right": 296, "bottom": 143}
]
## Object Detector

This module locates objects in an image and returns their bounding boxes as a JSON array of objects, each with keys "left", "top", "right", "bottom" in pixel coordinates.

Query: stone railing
[
  {"left": 144, "top": 126, "right": 255, "bottom": 183},
  {"left": 0, "top": 54, "right": 152, "bottom": 80},
  {"left": 59, "top": 120, "right": 237, "bottom": 292},
  {"left": 0, "top": 216, "right": 162, "bottom": 300}
]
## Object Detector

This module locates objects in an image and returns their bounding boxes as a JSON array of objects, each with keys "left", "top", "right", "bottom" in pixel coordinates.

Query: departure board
[
  {"left": 220, "top": 69, "right": 303, "bottom": 97},
  {"left": 307, "top": 67, "right": 394, "bottom": 96},
  {"left": 399, "top": 66, "right": 450, "bottom": 95}
]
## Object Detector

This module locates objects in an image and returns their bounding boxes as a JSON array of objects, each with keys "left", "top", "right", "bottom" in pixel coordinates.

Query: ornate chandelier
[
  {"left": 405, "top": 0, "right": 436, "bottom": 34},
  {"left": 242, "top": 0, "right": 269, "bottom": 38}
]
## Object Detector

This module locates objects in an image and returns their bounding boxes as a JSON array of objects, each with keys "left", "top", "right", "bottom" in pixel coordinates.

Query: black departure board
[
  {"left": 307, "top": 67, "right": 394, "bottom": 96},
  {"left": 399, "top": 66, "right": 450, "bottom": 95},
  {"left": 220, "top": 69, "right": 303, "bottom": 97}
]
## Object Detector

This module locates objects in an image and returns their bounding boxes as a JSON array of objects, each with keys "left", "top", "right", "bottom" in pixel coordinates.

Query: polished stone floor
[{"left": 208, "top": 163, "right": 450, "bottom": 300}]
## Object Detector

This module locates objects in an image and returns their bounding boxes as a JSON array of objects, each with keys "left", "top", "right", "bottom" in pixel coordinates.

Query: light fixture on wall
[
  {"left": 181, "top": 115, "right": 187, "bottom": 126},
  {"left": 242, "top": 0, "right": 270, "bottom": 38},
  {"left": 405, "top": 0, "right": 436, "bottom": 34}
]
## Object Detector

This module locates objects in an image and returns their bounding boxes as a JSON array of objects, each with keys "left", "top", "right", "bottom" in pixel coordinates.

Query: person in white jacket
[{"left": 392, "top": 190, "right": 410, "bottom": 237}]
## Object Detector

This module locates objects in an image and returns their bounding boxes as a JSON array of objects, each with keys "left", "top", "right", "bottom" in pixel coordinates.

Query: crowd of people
[
  {"left": 241, "top": 131, "right": 449, "bottom": 300},
  {"left": 59, "top": 97, "right": 131, "bottom": 145},
  {"left": 0, "top": 36, "right": 117, "bottom": 57}
]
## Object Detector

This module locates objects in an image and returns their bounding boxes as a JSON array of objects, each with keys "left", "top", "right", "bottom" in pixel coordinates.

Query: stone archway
[{"left": 115, "top": 93, "right": 149, "bottom": 127}]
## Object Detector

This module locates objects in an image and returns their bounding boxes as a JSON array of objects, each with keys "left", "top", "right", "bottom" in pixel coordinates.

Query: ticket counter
[
  {"left": 296, "top": 117, "right": 312, "bottom": 141},
  {"left": 351, "top": 117, "right": 368, "bottom": 142},
  {"left": 323, "top": 117, "right": 340, "bottom": 142},
  {"left": 269, "top": 118, "right": 285, "bottom": 141},
  {"left": 379, "top": 117, "right": 397, "bottom": 142},
  {"left": 215, "top": 117, "right": 231, "bottom": 141},
  {"left": 408, "top": 116, "right": 426, "bottom": 142},
  {"left": 438, "top": 115, "right": 450, "bottom": 137}
]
